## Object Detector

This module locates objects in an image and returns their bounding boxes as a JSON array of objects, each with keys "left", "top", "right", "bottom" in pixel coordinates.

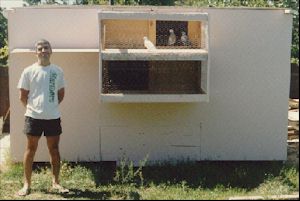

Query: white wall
[
  {"left": 8, "top": 8, "right": 99, "bottom": 50},
  {"left": 8, "top": 7, "right": 293, "bottom": 163}
]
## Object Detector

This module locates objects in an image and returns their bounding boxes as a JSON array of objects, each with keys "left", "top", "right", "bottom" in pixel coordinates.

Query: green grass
[{"left": 0, "top": 160, "right": 298, "bottom": 200}]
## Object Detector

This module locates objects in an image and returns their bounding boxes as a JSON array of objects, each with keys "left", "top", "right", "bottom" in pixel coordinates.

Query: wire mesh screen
[
  {"left": 102, "top": 20, "right": 148, "bottom": 49},
  {"left": 156, "top": 21, "right": 187, "bottom": 46},
  {"left": 102, "top": 61, "right": 149, "bottom": 93},
  {"left": 102, "top": 20, "right": 203, "bottom": 49},
  {"left": 102, "top": 60, "right": 203, "bottom": 94}
]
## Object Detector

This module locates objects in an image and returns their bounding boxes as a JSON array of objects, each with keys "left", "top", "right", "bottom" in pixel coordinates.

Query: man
[{"left": 17, "top": 39, "right": 68, "bottom": 196}]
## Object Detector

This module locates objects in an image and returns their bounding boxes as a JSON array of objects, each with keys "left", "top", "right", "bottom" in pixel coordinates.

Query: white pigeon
[
  {"left": 143, "top": 36, "right": 156, "bottom": 50},
  {"left": 168, "top": 29, "right": 176, "bottom": 46},
  {"left": 180, "top": 31, "right": 190, "bottom": 46}
]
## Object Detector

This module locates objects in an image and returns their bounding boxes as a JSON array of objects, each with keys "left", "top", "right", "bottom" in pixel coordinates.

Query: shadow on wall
[
  {"left": 290, "top": 63, "right": 299, "bottom": 99},
  {"left": 0, "top": 67, "right": 9, "bottom": 133}
]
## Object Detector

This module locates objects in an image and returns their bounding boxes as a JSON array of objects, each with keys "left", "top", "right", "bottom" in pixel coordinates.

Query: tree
[
  {"left": 139, "top": 0, "right": 175, "bottom": 5},
  {"left": 74, "top": 0, "right": 108, "bottom": 4},
  {"left": 77, "top": 0, "right": 176, "bottom": 5},
  {"left": 25, "top": 0, "right": 70, "bottom": 5},
  {"left": 24, "top": 0, "right": 41, "bottom": 5}
]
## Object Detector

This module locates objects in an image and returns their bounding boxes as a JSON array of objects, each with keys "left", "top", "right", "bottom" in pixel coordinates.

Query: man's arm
[
  {"left": 19, "top": 89, "right": 29, "bottom": 107},
  {"left": 58, "top": 88, "right": 65, "bottom": 104}
]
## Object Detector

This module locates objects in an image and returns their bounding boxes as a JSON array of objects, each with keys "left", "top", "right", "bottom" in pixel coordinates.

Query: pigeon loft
[
  {"left": 99, "top": 11, "right": 209, "bottom": 102},
  {"left": 100, "top": 18, "right": 206, "bottom": 49},
  {"left": 7, "top": 7, "right": 293, "bottom": 163}
]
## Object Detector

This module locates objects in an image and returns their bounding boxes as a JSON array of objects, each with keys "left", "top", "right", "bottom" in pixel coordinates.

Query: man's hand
[
  {"left": 58, "top": 88, "right": 65, "bottom": 104},
  {"left": 19, "top": 89, "right": 29, "bottom": 107}
]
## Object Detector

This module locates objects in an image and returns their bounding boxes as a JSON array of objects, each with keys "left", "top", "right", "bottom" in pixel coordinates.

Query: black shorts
[{"left": 24, "top": 116, "right": 62, "bottom": 136}]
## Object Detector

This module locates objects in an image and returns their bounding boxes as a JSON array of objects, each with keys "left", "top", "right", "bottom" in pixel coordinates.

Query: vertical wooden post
[
  {"left": 188, "top": 21, "right": 201, "bottom": 48},
  {"left": 148, "top": 20, "right": 156, "bottom": 91},
  {"left": 148, "top": 20, "right": 156, "bottom": 46},
  {"left": 102, "top": 24, "right": 106, "bottom": 50}
]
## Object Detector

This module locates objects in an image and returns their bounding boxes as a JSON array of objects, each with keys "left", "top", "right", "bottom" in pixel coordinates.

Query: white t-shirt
[{"left": 17, "top": 63, "right": 65, "bottom": 120}]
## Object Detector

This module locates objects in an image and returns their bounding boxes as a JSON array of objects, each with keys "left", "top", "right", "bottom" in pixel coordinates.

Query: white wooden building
[{"left": 7, "top": 6, "right": 293, "bottom": 163}]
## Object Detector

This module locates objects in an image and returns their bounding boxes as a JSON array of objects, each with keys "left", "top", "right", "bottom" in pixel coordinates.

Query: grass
[{"left": 0, "top": 158, "right": 298, "bottom": 200}]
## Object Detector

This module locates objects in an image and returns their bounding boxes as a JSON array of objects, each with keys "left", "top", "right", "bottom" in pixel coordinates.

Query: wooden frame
[{"left": 98, "top": 11, "right": 210, "bottom": 103}]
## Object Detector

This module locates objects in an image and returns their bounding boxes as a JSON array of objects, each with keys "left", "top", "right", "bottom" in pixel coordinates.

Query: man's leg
[
  {"left": 46, "top": 135, "right": 69, "bottom": 193},
  {"left": 17, "top": 135, "right": 40, "bottom": 196},
  {"left": 46, "top": 135, "right": 61, "bottom": 185}
]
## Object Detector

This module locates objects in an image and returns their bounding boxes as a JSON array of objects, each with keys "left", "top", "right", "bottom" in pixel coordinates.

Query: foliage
[
  {"left": 0, "top": 9, "right": 8, "bottom": 66},
  {"left": 0, "top": 40, "right": 8, "bottom": 66},
  {"left": 138, "top": 0, "right": 175, "bottom": 5},
  {"left": 25, "top": 0, "right": 72, "bottom": 5},
  {"left": 24, "top": 0, "right": 42, "bottom": 5},
  {"left": 78, "top": 0, "right": 175, "bottom": 5},
  {"left": 74, "top": 0, "right": 108, "bottom": 4},
  {"left": 0, "top": 9, "right": 7, "bottom": 48},
  {"left": 0, "top": 161, "right": 298, "bottom": 199},
  {"left": 113, "top": 155, "right": 148, "bottom": 186}
]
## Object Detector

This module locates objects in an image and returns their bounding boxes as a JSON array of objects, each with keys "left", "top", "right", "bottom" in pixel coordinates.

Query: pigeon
[
  {"left": 143, "top": 36, "right": 156, "bottom": 50},
  {"left": 168, "top": 29, "right": 176, "bottom": 46},
  {"left": 180, "top": 31, "right": 190, "bottom": 46}
]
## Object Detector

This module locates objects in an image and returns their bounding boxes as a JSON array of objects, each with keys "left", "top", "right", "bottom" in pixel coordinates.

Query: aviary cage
[{"left": 99, "top": 11, "right": 209, "bottom": 102}]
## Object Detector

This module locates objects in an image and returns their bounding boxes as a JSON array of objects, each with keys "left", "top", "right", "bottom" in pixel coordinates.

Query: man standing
[{"left": 17, "top": 39, "right": 68, "bottom": 196}]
